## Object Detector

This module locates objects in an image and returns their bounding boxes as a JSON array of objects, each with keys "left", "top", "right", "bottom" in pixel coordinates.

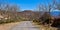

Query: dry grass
[
  {"left": 0, "top": 22, "right": 20, "bottom": 30},
  {"left": 33, "top": 22, "right": 58, "bottom": 30},
  {"left": 39, "top": 25, "right": 58, "bottom": 30}
]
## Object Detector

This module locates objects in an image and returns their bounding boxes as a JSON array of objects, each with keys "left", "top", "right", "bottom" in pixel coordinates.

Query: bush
[
  {"left": 0, "top": 17, "right": 22, "bottom": 24},
  {"left": 33, "top": 12, "right": 52, "bottom": 25}
]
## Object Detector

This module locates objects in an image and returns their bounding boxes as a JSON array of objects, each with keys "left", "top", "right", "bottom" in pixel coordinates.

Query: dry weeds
[{"left": 33, "top": 22, "right": 58, "bottom": 30}]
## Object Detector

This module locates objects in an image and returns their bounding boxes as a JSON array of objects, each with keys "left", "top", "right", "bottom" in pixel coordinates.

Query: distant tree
[{"left": 0, "top": 3, "right": 20, "bottom": 19}]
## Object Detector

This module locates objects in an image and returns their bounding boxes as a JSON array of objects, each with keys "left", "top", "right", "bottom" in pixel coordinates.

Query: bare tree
[
  {"left": 52, "top": 0, "right": 60, "bottom": 10},
  {"left": 55, "top": 3, "right": 60, "bottom": 10},
  {"left": 38, "top": 4, "right": 48, "bottom": 12}
]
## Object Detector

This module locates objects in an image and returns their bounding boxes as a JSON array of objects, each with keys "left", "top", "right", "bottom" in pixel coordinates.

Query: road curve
[{"left": 10, "top": 21, "right": 40, "bottom": 30}]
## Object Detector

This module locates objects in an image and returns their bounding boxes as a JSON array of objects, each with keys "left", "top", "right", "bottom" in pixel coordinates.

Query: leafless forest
[{"left": 0, "top": 0, "right": 60, "bottom": 30}]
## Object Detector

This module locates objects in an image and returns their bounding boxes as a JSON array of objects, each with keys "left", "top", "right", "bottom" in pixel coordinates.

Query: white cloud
[{"left": 50, "top": 9, "right": 60, "bottom": 12}]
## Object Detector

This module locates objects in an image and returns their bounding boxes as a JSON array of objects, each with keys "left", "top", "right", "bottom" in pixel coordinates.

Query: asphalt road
[{"left": 10, "top": 21, "right": 40, "bottom": 30}]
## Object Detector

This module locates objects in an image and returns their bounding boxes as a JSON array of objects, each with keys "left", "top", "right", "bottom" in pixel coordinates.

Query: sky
[{"left": 0, "top": 0, "right": 53, "bottom": 11}]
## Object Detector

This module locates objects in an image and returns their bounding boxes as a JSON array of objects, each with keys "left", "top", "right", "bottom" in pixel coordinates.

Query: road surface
[{"left": 10, "top": 21, "right": 40, "bottom": 30}]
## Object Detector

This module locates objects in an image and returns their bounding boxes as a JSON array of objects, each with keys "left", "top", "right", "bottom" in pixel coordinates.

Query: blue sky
[{"left": 0, "top": 0, "right": 52, "bottom": 11}]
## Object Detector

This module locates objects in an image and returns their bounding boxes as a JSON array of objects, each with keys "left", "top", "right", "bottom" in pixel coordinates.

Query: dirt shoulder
[{"left": 0, "top": 22, "right": 20, "bottom": 30}]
